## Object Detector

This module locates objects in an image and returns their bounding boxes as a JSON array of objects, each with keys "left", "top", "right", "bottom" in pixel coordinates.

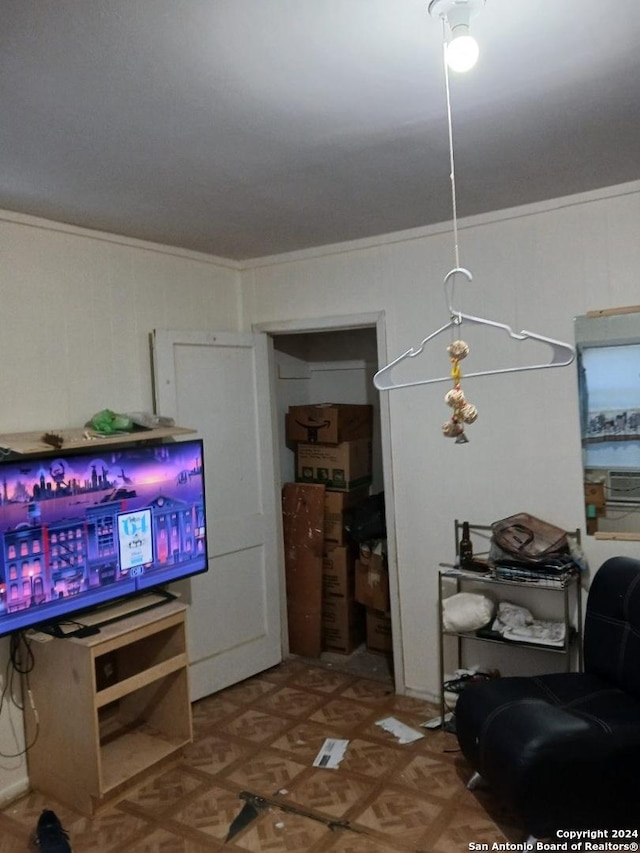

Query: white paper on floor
[
  {"left": 313, "top": 738, "right": 349, "bottom": 769},
  {"left": 375, "top": 716, "right": 424, "bottom": 744}
]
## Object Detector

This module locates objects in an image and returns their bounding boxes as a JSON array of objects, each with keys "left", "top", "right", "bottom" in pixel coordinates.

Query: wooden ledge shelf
[
  {"left": 0, "top": 425, "right": 196, "bottom": 456},
  {"left": 594, "top": 531, "right": 640, "bottom": 542}
]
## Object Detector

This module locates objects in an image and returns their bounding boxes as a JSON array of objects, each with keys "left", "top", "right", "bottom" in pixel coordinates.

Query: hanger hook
[{"left": 443, "top": 266, "right": 473, "bottom": 317}]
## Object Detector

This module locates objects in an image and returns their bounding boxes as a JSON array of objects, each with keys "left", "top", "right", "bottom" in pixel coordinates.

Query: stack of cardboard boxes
[{"left": 283, "top": 404, "right": 379, "bottom": 656}]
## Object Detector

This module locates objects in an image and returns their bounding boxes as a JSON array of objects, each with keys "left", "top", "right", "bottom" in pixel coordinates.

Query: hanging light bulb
[
  {"left": 428, "top": 0, "right": 485, "bottom": 73},
  {"left": 446, "top": 30, "right": 479, "bottom": 73}
]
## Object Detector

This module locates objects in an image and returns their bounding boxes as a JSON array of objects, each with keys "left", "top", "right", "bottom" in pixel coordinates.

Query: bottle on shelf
[{"left": 459, "top": 521, "right": 474, "bottom": 569}]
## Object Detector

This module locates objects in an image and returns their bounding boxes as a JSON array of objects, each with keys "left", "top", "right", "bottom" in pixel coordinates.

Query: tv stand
[
  {"left": 36, "top": 588, "right": 179, "bottom": 639},
  {"left": 25, "top": 599, "right": 192, "bottom": 815}
]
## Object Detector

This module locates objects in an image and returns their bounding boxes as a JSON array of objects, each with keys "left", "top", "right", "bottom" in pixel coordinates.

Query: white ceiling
[{"left": 2, "top": 1, "right": 639, "bottom": 260}]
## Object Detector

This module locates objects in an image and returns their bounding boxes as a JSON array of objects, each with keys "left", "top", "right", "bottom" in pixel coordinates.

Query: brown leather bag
[{"left": 491, "top": 513, "right": 568, "bottom": 561}]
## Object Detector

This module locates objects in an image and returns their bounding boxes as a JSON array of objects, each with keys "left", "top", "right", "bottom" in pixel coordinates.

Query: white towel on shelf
[{"left": 492, "top": 601, "right": 565, "bottom": 647}]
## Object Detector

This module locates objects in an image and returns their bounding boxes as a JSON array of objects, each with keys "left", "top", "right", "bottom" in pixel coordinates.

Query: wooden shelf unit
[
  {"left": 0, "top": 424, "right": 196, "bottom": 456},
  {"left": 25, "top": 600, "right": 192, "bottom": 815}
]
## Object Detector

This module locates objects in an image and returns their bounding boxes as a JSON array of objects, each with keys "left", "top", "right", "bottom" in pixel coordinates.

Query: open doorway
[{"left": 256, "top": 313, "right": 403, "bottom": 692}]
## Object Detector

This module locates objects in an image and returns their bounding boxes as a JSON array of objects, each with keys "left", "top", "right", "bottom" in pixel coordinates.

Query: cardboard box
[
  {"left": 584, "top": 481, "right": 606, "bottom": 516},
  {"left": 322, "top": 596, "right": 365, "bottom": 654},
  {"left": 324, "top": 487, "right": 369, "bottom": 545},
  {"left": 286, "top": 404, "right": 373, "bottom": 445},
  {"left": 366, "top": 608, "right": 393, "bottom": 654},
  {"left": 355, "top": 556, "right": 390, "bottom": 612},
  {"left": 296, "top": 440, "right": 372, "bottom": 491},
  {"left": 282, "top": 482, "right": 326, "bottom": 658},
  {"left": 322, "top": 545, "right": 356, "bottom": 598}
]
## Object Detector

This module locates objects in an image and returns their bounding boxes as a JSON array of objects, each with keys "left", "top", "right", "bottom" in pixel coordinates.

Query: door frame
[{"left": 254, "top": 310, "right": 405, "bottom": 694}]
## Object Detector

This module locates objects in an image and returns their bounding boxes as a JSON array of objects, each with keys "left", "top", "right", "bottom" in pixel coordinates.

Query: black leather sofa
[{"left": 455, "top": 556, "right": 640, "bottom": 837}]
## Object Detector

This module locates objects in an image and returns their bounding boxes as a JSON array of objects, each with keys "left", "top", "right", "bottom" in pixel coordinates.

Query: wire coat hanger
[
  {"left": 373, "top": 267, "right": 576, "bottom": 391},
  {"left": 374, "top": 17, "right": 575, "bottom": 396}
]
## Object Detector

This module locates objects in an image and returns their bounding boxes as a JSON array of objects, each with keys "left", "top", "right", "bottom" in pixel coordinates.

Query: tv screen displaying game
[{"left": 0, "top": 438, "right": 208, "bottom": 637}]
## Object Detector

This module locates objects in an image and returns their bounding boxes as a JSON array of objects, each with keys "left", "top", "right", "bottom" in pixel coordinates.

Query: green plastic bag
[{"left": 90, "top": 409, "right": 133, "bottom": 434}]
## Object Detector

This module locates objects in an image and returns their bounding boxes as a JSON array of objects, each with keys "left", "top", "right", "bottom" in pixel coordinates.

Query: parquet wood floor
[{"left": 0, "top": 658, "right": 524, "bottom": 851}]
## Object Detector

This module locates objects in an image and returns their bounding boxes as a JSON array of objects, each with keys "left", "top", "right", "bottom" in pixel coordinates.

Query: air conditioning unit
[{"left": 607, "top": 470, "right": 640, "bottom": 503}]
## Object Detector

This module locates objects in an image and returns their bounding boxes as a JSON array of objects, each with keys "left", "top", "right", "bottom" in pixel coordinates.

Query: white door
[{"left": 152, "top": 330, "right": 283, "bottom": 700}]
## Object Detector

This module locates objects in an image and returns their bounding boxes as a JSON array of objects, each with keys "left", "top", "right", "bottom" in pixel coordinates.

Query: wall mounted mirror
[{"left": 575, "top": 306, "right": 640, "bottom": 539}]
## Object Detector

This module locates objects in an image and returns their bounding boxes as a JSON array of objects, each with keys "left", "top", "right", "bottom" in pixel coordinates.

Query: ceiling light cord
[{"left": 442, "top": 21, "right": 462, "bottom": 312}]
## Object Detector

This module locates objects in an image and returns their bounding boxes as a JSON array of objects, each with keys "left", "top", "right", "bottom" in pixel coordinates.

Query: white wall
[
  {"left": 242, "top": 180, "right": 640, "bottom": 700},
  {"left": 0, "top": 210, "right": 241, "bottom": 804}
]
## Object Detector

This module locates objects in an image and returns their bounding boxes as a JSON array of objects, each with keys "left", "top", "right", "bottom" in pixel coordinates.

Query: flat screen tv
[{"left": 0, "top": 437, "right": 208, "bottom": 638}]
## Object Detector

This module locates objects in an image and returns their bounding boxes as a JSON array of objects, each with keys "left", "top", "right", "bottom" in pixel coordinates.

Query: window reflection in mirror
[{"left": 575, "top": 309, "right": 640, "bottom": 538}]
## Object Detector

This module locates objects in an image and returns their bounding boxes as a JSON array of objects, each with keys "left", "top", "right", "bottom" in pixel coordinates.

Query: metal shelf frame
[{"left": 438, "top": 522, "right": 584, "bottom": 726}]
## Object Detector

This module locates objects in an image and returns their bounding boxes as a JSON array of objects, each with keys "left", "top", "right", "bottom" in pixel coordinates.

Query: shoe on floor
[{"left": 31, "top": 809, "right": 72, "bottom": 852}]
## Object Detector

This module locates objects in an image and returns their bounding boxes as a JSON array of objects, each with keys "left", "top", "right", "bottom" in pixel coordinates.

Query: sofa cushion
[
  {"left": 456, "top": 672, "right": 640, "bottom": 834},
  {"left": 584, "top": 557, "right": 640, "bottom": 699}
]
